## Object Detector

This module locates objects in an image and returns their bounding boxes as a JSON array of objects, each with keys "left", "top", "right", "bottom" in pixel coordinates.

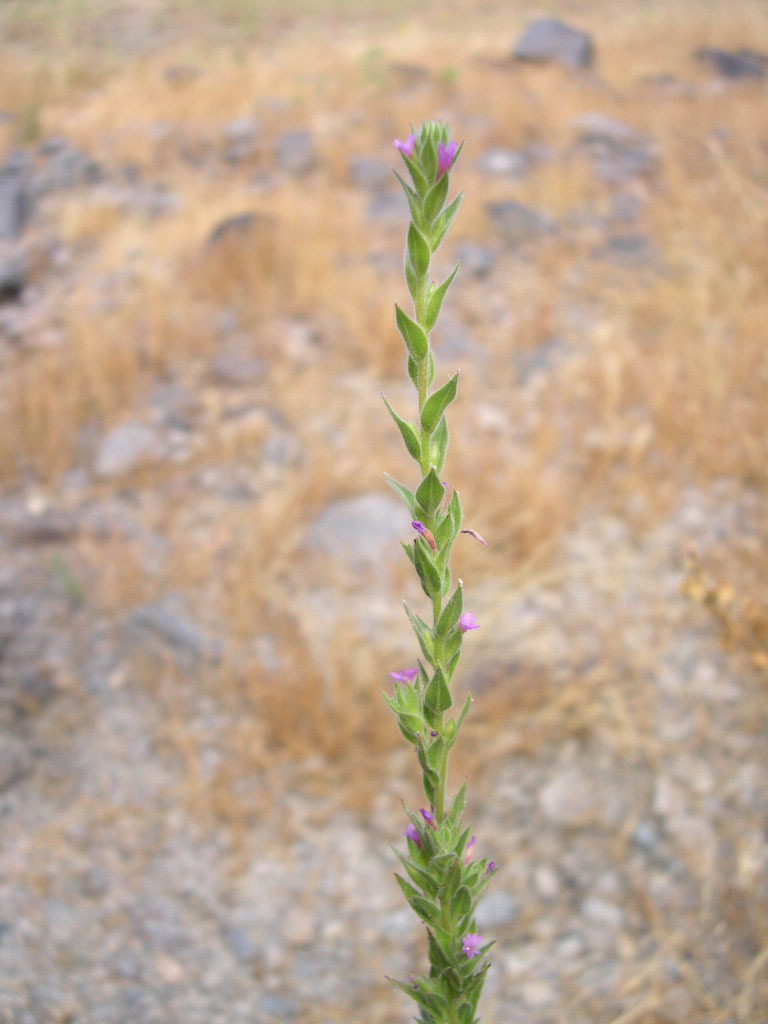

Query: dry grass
[{"left": 1, "top": 3, "right": 768, "bottom": 1016}]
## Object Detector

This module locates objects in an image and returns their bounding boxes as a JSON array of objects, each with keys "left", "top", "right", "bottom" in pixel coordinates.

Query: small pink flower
[
  {"left": 464, "top": 835, "right": 476, "bottom": 864},
  {"left": 485, "top": 861, "right": 497, "bottom": 876},
  {"left": 394, "top": 133, "right": 416, "bottom": 158},
  {"left": 390, "top": 668, "right": 418, "bottom": 685},
  {"left": 459, "top": 611, "right": 479, "bottom": 633},
  {"left": 462, "top": 933, "right": 484, "bottom": 959},
  {"left": 404, "top": 823, "right": 422, "bottom": 848},
  {"left": 436, "top": 140, "right": 458, "bottom": 179},
  {"left": 412, "top": 520, "right": 437, "bottom": 552},
  {"left": 420, "top": 808, "right": 437, "bottom": 830},
  {"left": 461, "top": 528, "right": 488, "bottom": 547}
]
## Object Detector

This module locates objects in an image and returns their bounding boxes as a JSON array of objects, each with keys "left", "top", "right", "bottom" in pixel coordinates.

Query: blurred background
[{"left": 1, "top": 1, "right": 767, "bottom": 1021}]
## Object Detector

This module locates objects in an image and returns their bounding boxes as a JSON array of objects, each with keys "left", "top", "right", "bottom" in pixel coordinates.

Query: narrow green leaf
[
  {"left": 416, "top": 467, "right": 446, "bottom": 517},
  {"left": 447, "top": 783, "right": 467, "bottom": 825},
  {"left": 434, "top": 511, "right": 453, "bottom": 550},
  {"left": 395, "top": 303, "right": 428, "bottom": 360},
  {"left": 429, "top": 415, "right": 449, "bottom": 473},
  {"left": 424, "top": 172, "right": 449, "bottom": 225},
  {"left": 400, "top": 151, "right": 429, "bottom": 196},
  {"left": 405, "top": 253, "right": 419, "bottom": 304},
  {"left": 425, "top": 736, "right": 445, "bottom": 772},
  {"left": 407, "top": 223, "right": 431, "bottom": 276},
  {"left": 425, "top": 667, "right": 452, "bottom": 714},
  {"left": 436, "top": 581, "right": 463, "bottom": 636},
  {"left": 421, "top": 372, "right": 459, "bottom": 434},
  {"left": 396, "top": 712, "right": 424, "bottom": 743},
  {"left": 414, "top": 540, "right": 442, "bottom": 598},
  {"left": 430, "top": 192, "right": 464, "bottom": 251},
  {"left": 444, "top": 626, "right": 462, "bottom": 661},
  {"left": 383, "top": 472, "right": 416, "bottom": 514},
  {"left": 421, "top": 134, "right": 437, "bottom": 182},
  {"left": 448, "top": 488, "right": 463, "bottom": 535},
  {"left": 425, "top": 262, "right": 459, "bottom": 332},
  {"left": 387, "top": 976, "right": 432, "bottom": 1010},
  {"left": 393, "top": 169, "right": 424, "bottom": 229},
  {"left": 403, "top": 601, "right": 435, "bottom": 666},
  {"left": 382, "top": 394, "right": 421, "bottom": 461},
  {"left": 451, "top": 885, "right": 472, "bottom": 919}
]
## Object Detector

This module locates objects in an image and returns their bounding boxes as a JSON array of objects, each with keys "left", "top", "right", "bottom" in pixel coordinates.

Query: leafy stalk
[{"left": 383, "top": 121, "right": 496, "bottom": 1024}]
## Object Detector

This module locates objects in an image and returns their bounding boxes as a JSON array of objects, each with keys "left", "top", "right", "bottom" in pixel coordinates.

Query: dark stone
[
  {"left": 593, "top": 233, "right": 658, "bottom": 269},
  {"left": 0, "top": 157, "right": 32, "bottom": 241},
  {"left": 206, "top": 211, "right": 272, "bottom": 247},
  {"left": 695, "top": 47, "right": 767, "bottom": 80},
  {"left": 33, "top": 138, "right": 102, "bottom": 195},
  {"left": 125, "top": 597, "right": 224, "bottom": 666},
  {"left": 273, "top": 129, "right": 315, "bottom": 175},
  {"left": 454, "top": 242, "right": 497, "bottom": 279},
  {"left": 574, "top": 113, "right": 658, "bottom": 183},
  {"left": 0, "top": 251, "right": 25, "bottom": 303},
  {"left": 348, "top": 156, "right": 392, "bottom": 190},
  {"left": 513, "top": 18, "right": 594, "bottom": 70},
  {"left": 486, "top": 199, "right": 555, "bottom": 245},
  {"left": 9, "top": 510, "right": 79, "bottom": 544}
]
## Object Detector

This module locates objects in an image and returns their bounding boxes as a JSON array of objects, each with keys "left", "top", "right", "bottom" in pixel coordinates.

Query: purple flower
[
  {"left": 462, "top": 933, "right": 484, "bottom": 959},
  {"left": 390, "top": 667, "right": 418, "bottom": 686},
  {"left": 404, "top": 823, "right": 422, "bottom": 848},
  {"left": 420, "top": 807, "right": 437, "bottom": 830},
  {"left": 412, "top": 520, "right": 436, "bottom": 551},
  {"left": 459, "top": 611, "right": 479, "bottom": 633},
  {"left": 464, "top": 835, "right": 476, "bottom": 864},
  {"left": 394, "top": 133, "right": 416, "bottom": 158},
  {"left": 484, "top": 860, "right": 497, "bottom": 876},
  {"left": 436, "top": 140, "right": 458, "bottom": 179}
]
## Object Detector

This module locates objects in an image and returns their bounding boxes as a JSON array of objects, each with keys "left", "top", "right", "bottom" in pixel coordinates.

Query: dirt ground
[{"left": 0, "top": 1, "right": 767, "bottom": 1021}]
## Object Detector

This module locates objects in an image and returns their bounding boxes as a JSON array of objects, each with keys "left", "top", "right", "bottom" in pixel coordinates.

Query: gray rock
[
  {"left": 0, "top": 157, "right": 32, "bottom": 241},
  {"left": 209, "top": 340, "right": 265, "bottom": 387},
  {"left": 476, "top": 147, "right": 531, "bottom": 177},
  {"left": 486, "top": 199, "right": 555, "bottom": 245},
  {"left": 95, "top": 421, "right": 165, "bottom": 478},
  {"left": 9, "top": 509, "right": 79, "bottom": 544},
  {"left": 366, "top": 191, "right": 403, "bottom": 224},
  {"left": 593, "top": 233, "right": 658, "bottom": 269},
  {"left": 206, "top": 211, "right": 273, "bottom": 247},
  {"left": 0, "top": 735, "right": 32, "bottom": 792},
  {"left": 304, "top": 493, "right": 406, "bottom": 569},
  {"left": 475, "top": 889, "right": 518, "bottom": 928},
  {"left": 539, "top": 766, "right": 625, "bottom": 828},
  {"left": 574, "top": 112, "right": 658, "bottom": 182},
  {"left": 513, "top": 18, "right": 594, "bottom": 70},
  {"left": 695, "top": 47, "right": 767, "bottom": 80},
  {"left": 273, "top": 130, "right": 315, "bottom": 176},
  {"left": 33, "top": 138, "right": 102, "bottom": 194},
  {"left": 454, "top": 242, "right": 497, "bottom": 279},
  {"left": 126, "top": 596, "right": 223, "bottom": 665},
  {"left": 0, "top": 248, "right": 25, "bottom": 303},
  {"left": 348, "top": 156, "right": 392, "bottom": 190}
]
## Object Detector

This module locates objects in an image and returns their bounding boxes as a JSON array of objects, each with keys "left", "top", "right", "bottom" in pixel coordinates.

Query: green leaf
[
  {"left": 403, "top": 601, "right": 436, "bottom": 666},
  {"left": 448, "top": 488, "right": 463, "bottom": 535},
  {"left": 416, "top": 467, "right": 446, "bottom": 518},
  {"left": 414, "top": 540, "right": 442, "bottom": 599},
  {"left": 405, "top": 252, "right": 419, "bottom": 304},
  {"left": 444, "top": 626, "right": 463, "bottom": 661},
  {"left": 382, "top": 394, "right": 421, "bottom": 461},
  {"left": 447, "top": 783, "right": 467, "bottom": 825},
  {"left": 425, "top": 736, "right": 445, "bottom": 772},
  {"left": 396, "top": 712, "right": 424, "bottom": 744},
  {"left": 421, "top": 134, "right": 438, "bottom": 182},
  {"left": 383, "top": 473, "right": 416, "bottom": 515},
  {"left": 446, "top": 649, "right": 461, "bottom": 680},
  {"left": 430, "top": 191, "right": 463, "bottom": 251},
  {"left": 421, "top": 372, "right": 459, "bottom": 434},
  {"left": 387, "top": 976, "right": 432, "bottom": 1011},
  {"left": 434, "top": 511, "right": 453, "bottom": 550},
  {"left": 425, "top": 262, "right": 459, "bottom": 332},
  {"left": 425, "top": 667, "right": 452, "bottom": 714},
  {"left": 452, "top": 885, "right": 472, "bottom": 919},
  {"left": 393, "top": 169, "right": 424, "bottom": 228},
  {"left": 424, "top": 172, "right": 449, "bottom": 225},
  {"left": 436, "top": 581, "right": 463, "bottom": 636},
  {"left": 407, "top": 222, "right": 431, "bottom": 276},
  {"left": 395, "top": 303, "right": 428, "bottom": 360},
  {"left": 400, "top": 151, "right": 429, "bottom": 196},
  {"left": 429, "top": 415, "right": 449, "bottom": 472}
]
